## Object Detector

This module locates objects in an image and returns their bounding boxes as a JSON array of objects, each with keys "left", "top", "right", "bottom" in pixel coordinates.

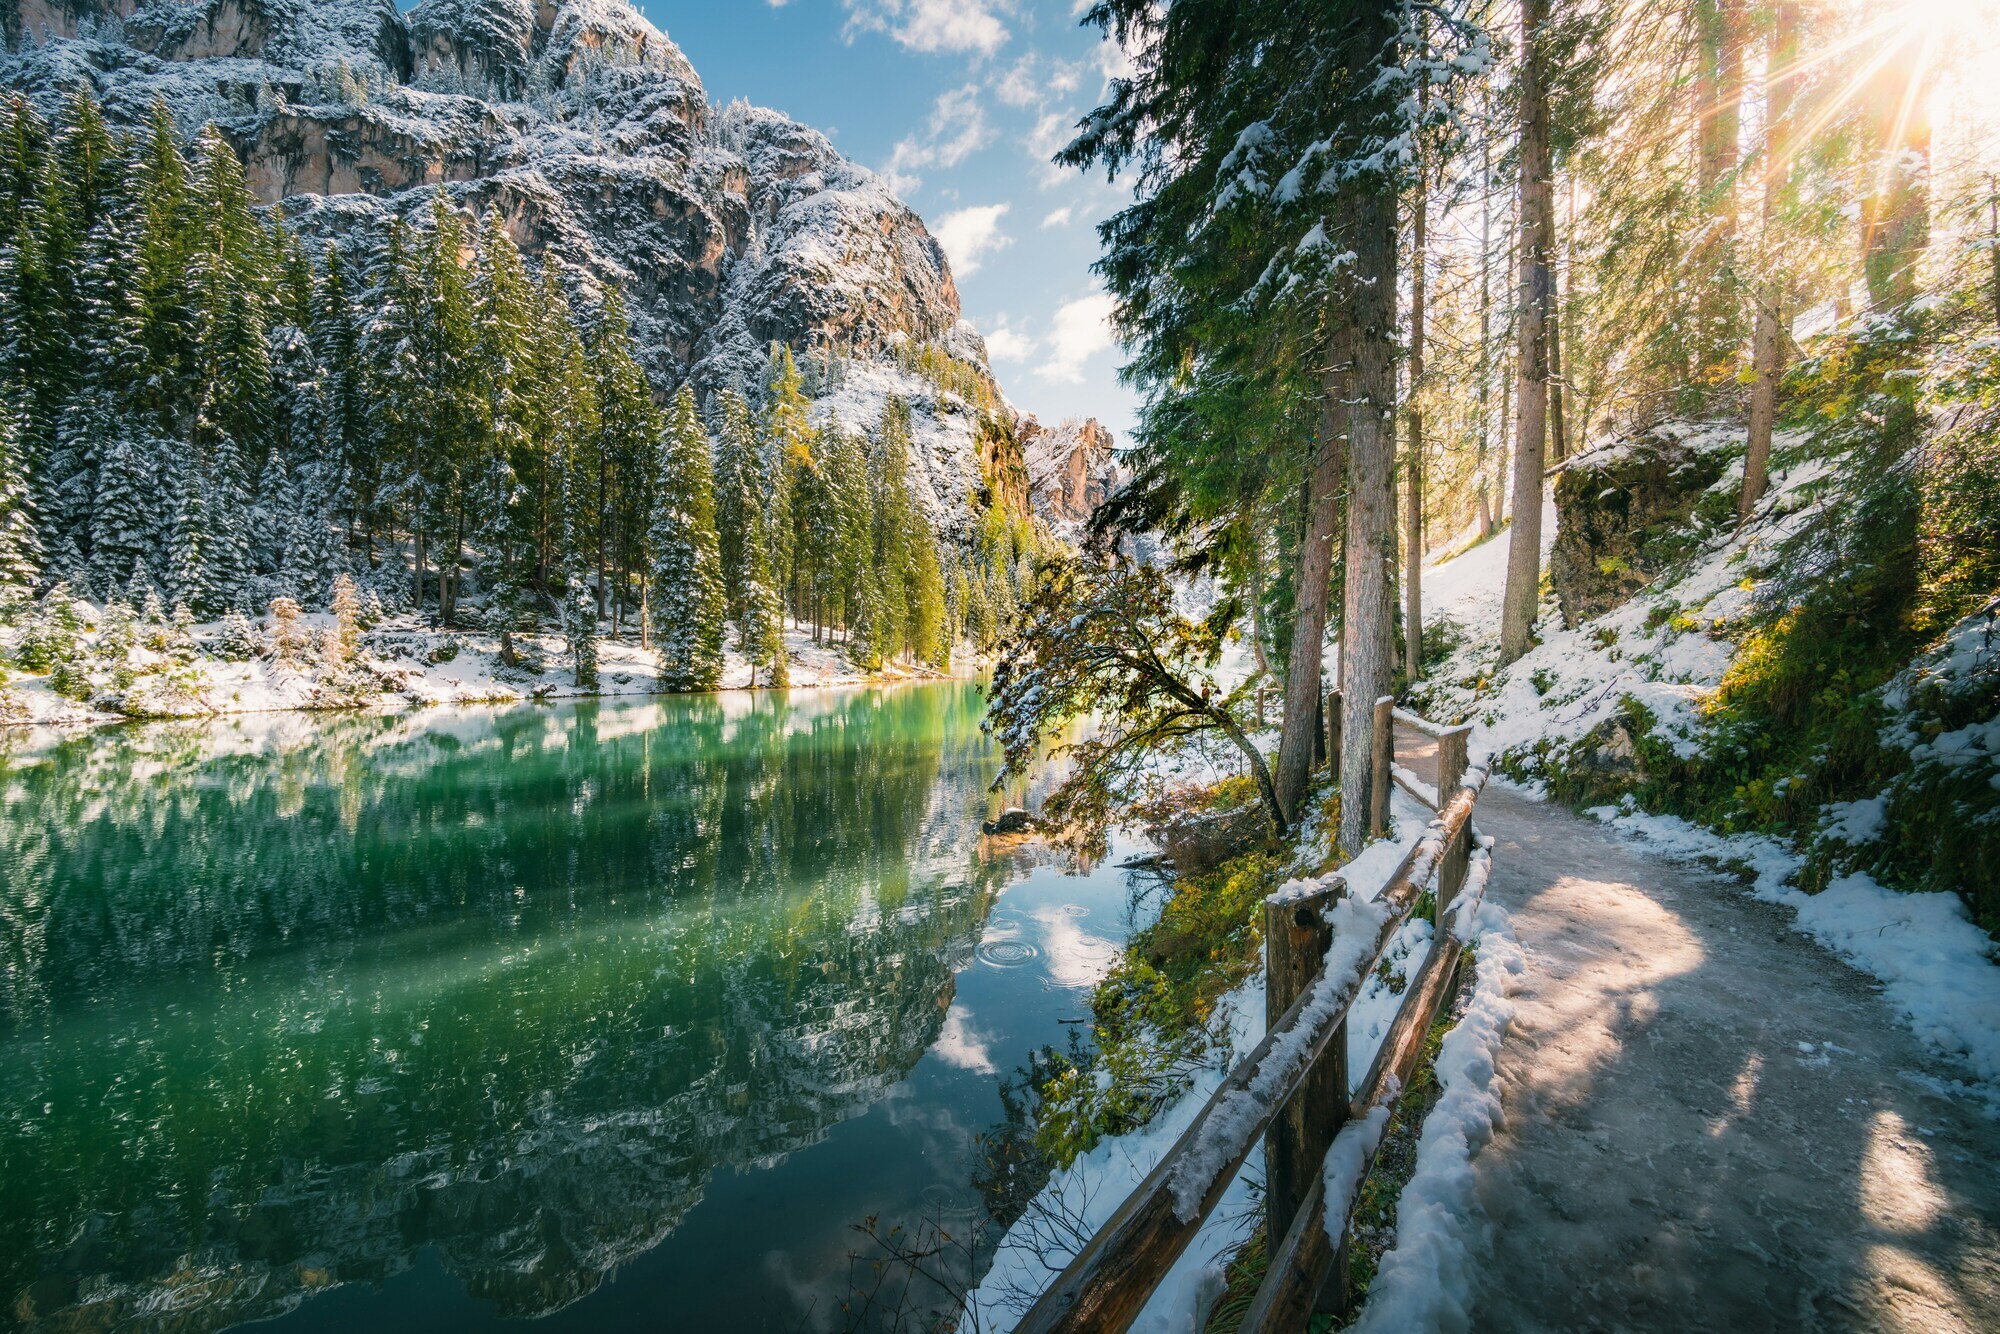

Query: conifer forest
[{"left": 2, "top": 1, "right": 1999, "bottom": 1332}]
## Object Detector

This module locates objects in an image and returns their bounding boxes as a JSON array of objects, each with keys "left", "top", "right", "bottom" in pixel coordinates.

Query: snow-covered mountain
[{"left": 0, "top": 0, "right": 1058, "bottom": 535}]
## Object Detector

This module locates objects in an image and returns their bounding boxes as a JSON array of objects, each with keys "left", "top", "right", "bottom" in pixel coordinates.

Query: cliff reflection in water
[{"left": 0, "top": 684, "right": 1015, "bottom": 1331}]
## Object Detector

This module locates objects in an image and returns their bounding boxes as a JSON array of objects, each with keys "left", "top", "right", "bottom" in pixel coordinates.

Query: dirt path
[{"left": 1400, "top": 733, "right": 2000, "bottom": 1332}]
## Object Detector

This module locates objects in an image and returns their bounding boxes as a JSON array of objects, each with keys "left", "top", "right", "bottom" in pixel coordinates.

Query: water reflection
[{"left": 0, "top": 685, "right": 1020, "bottom": 1331}]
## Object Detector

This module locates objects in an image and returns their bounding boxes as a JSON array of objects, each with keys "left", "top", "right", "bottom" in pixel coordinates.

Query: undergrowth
[
  {"left": 1031, "top": 841, "right": 1284, "bottom": 1168},
  {"left": 1510, "top": 310, "right": 2000, "bottom": 932}
]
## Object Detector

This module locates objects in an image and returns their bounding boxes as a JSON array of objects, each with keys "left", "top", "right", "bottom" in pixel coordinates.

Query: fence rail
[{"left": 1016, "top": 704, "right": 1491, "bottom": 1334}]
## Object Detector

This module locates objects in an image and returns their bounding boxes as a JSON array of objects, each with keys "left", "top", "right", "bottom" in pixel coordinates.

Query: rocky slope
[
  {"left": 1021, "top": 415, "right": 1122, "bottom": 538},
  {"left": 0, "top": 0, "right": 1104, "bottom": 536}
]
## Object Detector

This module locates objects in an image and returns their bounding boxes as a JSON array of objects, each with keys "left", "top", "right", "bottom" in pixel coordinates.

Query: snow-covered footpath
[{"left": 1415, "top": 444, "right": 2000, "bottom": 1098}]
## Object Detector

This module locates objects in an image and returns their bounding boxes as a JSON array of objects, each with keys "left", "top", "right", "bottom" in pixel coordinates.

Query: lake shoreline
[{"left": 1, "top": 614, "right": 992, "bottom": 751}]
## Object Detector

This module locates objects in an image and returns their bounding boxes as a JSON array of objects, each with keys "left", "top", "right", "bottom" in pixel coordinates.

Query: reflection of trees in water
[{"left": 0, "top": 686, "right": 1015, "bottom": 1332}]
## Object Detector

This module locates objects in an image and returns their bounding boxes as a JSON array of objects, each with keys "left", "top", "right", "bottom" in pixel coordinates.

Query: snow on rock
[
  {"left": 1020, "top": 416, "right": 1122, "bottom": 537},
  {"left": 0, "top": 0, "right": 1073, "bottom": 541},
  {"left": 1413, "top": 424, "right": 1822, "bottom": 768}
]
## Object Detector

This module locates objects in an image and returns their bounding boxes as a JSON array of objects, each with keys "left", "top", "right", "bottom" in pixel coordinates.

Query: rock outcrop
[
  {"left": 1550, "top": 422, "right": 1736, "bottom": 627},
  {"left": 0, "top": 0, "right": 1048, "bottom": 538},
  {"left": 1021, "top": 415, "right": 1120, "bottom": 534}
]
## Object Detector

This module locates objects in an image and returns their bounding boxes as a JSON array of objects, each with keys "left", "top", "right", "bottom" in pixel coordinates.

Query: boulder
[
  {"left": 1550, "top": 422, "right": 1734, "bottom": 626},
  {"left": 982, "top": 807, "right": 1036, "bottom": 836}
]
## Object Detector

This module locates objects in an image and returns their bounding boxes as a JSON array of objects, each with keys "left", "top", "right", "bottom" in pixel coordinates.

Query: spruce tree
[
  {"left": 650, "top": 385, "right": 725, "bottom": 691},
  {"left": 0, "top": 401, "right": 39, "bottom": 588},
  {"left": 761, "top": 345, "right": 810, "bottom": 614},
  {"left": 128, "top": 100, "right": 194, "bottom": 430},
  {"left": 565, "top": 572, "right": 599, "bottom": 688},
  {"left": 712, "top": 387, "right": 760, "bottom": 619},
  {"left": 584, "top": 285, "right": 661, "bottom": 630},
  {"left": 166, "top": 448, "right": 211, "bottom": 612},
  {"left": 43, "top": 391, "right": 109, "bottom": 581},
  {"left": 89, "top": 423, "right": 159, "bottom": 594},
  {"left": 186, "top": 125, "right": 275, "bottom": 465}
]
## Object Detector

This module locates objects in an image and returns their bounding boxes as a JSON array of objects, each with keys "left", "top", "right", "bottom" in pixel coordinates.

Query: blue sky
[{"left": 641, "top": 0, "right": 1140, "bottom": 440}]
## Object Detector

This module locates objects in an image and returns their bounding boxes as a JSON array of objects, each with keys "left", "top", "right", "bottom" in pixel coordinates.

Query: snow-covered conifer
[{"left": 650, "top": 385, "right": 725, "bottom": 691}]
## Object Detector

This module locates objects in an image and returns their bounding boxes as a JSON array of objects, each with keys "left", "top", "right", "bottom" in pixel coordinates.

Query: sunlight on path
[{"left": 1395, "top": 732, "right": 2000, "bottom": 1332}]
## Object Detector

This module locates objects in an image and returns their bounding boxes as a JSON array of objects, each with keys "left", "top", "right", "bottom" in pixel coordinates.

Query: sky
[{"left": 639, "top": 0, "right": 1141, "bottom": 441}]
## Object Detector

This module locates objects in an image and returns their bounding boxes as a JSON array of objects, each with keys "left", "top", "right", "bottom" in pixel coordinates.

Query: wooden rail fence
[{"left": 1017, "top": 701, "right": 1491, "bottom": 1334}]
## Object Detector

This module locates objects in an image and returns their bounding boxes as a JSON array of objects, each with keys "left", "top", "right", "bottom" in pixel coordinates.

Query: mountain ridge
[{"left": 0, "top": 0, "right": 1108, "bottom": 537}]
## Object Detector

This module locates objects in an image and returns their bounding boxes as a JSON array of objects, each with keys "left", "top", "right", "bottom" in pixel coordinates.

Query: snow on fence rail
[{"left": 1014, "top": 705, "right": 1491, "bottom": 1334}]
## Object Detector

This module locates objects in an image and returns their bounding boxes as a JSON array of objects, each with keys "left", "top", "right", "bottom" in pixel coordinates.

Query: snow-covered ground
[
  {"left": 0, "top": 611, "right": 979, "bottom": 747},
  {"left": 1411, "top": 440, "right": 1999, "bottom": 1098}
]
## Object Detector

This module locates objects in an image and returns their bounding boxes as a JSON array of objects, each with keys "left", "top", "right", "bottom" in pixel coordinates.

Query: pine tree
[
  {"left": 314, "top": 241, "right": 372, "bottom": 552},
  {"left": 89, "top": 422, "right": 160, "bottom": 594},
  {"left": 186, "top": 125, "right": 275, "bottom": 468},
  {"left": 905, "top": 515, "right": 947, "bottom": 670},
  {"left": 650, "top": 385, "right": 725, "bottom": 691},
  {"left": 584, "top": 285, "right": 662, "bottom": 631},
  {"left": 712, "top": 387, "right": 760, "bottom": 618},
  {"left": 44, "top": 391, "right": 111, "bottom": 581},
  {"left": 127, "top": 100, "right": 194, "bottom": 431},
  {"left": 0, "top": 401, "right": 39, "bottom": 588},
  {"left": 285, "top": 459, "right": 344, "bottom": 605},
  {"left": 253, "top": 446, "right": 292, "bottom": 578},
  {"left": 167, "top": 447, "right": 213, "bottom": 612},
  {"left": 565, "top": 572, "right": 599, "bottom": 688},
  {"left": 761, "top": 345, "right": 810, "bottom": 615}
]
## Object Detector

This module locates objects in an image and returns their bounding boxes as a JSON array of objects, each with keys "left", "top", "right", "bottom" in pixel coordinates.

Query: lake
[{"left": 0, "top": 683, "right": 1151, "bottom": 1332}]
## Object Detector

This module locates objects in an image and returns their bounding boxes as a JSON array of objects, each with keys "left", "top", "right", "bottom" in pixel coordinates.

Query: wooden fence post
[
  {"left": 1263, "top": 882, "right": 1350, "bottom": 1313},
  {"left": 1435, "top": 726, "right": 1472, "bottom": 923},
  {"left": 1370, "top": 696, "right": 1393, "bottom": 839},
  {"left": 1437, "top": 725, "right": 1469, "bottom": 805}
]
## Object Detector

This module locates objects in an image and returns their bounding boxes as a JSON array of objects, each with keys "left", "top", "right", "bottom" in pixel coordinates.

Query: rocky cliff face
[
  {"left": 0, "top": 0, "right": 1047, "bottom": 534},
  {"left": 1021, "top": 415, "right": 1121, "bottom": 537}
]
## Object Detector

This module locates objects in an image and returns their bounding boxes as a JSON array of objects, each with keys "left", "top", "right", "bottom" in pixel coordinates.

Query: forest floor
[{"left": 1398, "top": 730, "right": 2000, "bottom": 1331}]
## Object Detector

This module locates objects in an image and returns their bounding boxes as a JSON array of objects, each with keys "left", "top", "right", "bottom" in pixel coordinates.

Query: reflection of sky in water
[{"left": 0, "top": 685, "right": 1156, "bottom": 1334}]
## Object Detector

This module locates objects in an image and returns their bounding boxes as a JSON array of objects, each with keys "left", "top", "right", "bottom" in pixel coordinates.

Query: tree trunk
[
  {"left": 1500, "top": 0, "right": 1555, "bottom": 668},
  {"left": 1547, "top": 298, "right": 1566, "bottom": 466},
  {"left": 1860, "top": 28, "right": 1932, "bottom": 310},
  {"left": 1274, "top": 383, "right": 1346, "bottom": 824},
  {"left": 1337, "top": 181, "right": 1400, "bottom": 857},
  {"left": 1696, "top": 0, "right": 1747, "bottom": 367},
  {"left": 1405, "top": 164, "right": 1427, "bottom": 682},
  {"left": 1478, "top": 110, "right": 1494, "bottom": 538},
  {"left": 1741, "top": 2, "right": 1799, "bottom": 527}
]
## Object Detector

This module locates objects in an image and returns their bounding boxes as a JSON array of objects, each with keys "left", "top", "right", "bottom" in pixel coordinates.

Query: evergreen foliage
[
  {"left": 0, "top": 88, "right": 1023, "bottom": 695},
  {"left": 650, "top": 386, "right": 725, "bottom": 691}
]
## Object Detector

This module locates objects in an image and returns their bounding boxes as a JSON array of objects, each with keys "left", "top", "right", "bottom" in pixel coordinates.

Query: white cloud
[
  {"left": 882, "top": 84, "right": 992, "bottom": 195},
  {"left": 981, "top": 320, "right": 1036, "bottom": 362},
  {"left": 1041, "top": 206, "right": 1074, "bottom": 230},
  {"left": 1036, "top": 291, "right": 1118, "bottom": 384},
  {"left": 934, "top": 203, "right": 1012, "bottom": 277},
  {"left": 993, "top": 52, "right": 1082, "bottom": 108},
  {"left": 933, "top": 1002, "right": 996, "bottom": 1074},
  {"left": 844, "top": 0, "right": 1009, "bottom": 57},
  {"left": 1024, "top": 110, "right": 1077, "bottom": 189}
]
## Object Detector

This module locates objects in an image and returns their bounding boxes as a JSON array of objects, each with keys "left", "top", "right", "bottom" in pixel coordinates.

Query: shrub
[{"left": 215, "top": 610, "right": 263, "bottom": 661}]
